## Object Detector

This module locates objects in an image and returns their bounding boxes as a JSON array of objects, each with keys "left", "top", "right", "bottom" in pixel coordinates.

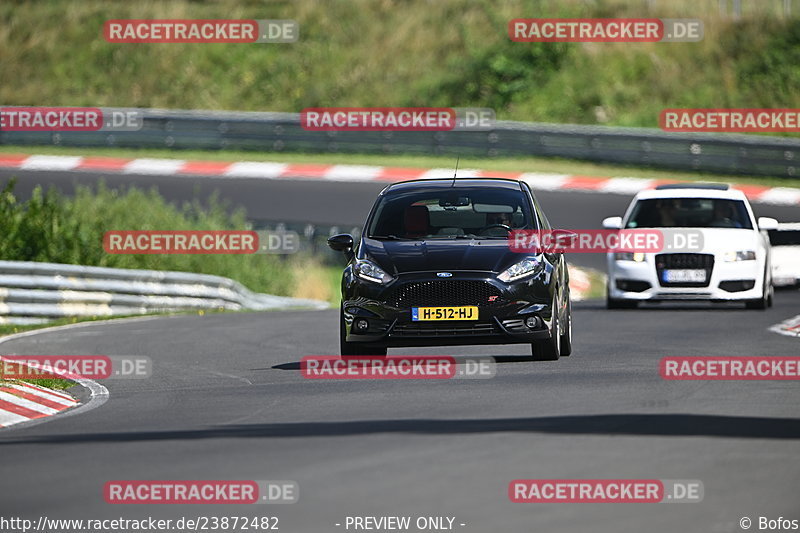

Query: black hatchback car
[{"left": 328, "top": 178, "right": 572, "bottom": 360}]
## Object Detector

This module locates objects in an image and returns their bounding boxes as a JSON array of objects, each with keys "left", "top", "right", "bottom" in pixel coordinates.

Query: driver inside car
[{"left": 486, "top": 211, "right": 512, "bottom": 227}]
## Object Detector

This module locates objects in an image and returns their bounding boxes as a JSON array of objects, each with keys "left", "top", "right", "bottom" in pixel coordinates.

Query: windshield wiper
[
  {"left": 370, "top": 235, "right": 414, "bottom": 241},
  {"left": 452, "top": 234, "right": 509, "bottom": 240}
]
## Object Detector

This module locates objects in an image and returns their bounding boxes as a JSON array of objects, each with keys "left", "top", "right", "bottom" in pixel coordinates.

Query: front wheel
[
  {"left": 559, "top": 299, "right": 572, "bottom": 357},
  {"left": 767, "top": 279, "right": 774, "bottom": 308},
  {"left": 531, "top": 307, "right": 560, "bottom": 361},
  {"left": 340, "top": 309, "right": 388, "bottom": 356},
  {"left": 745, "top": 274, "right": 771, "bottom": 310}
]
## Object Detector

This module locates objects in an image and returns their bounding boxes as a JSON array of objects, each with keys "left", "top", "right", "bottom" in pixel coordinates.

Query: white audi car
[
  {"left": 603, "top": 184, "right": 777, "bottom": 309},
  {"left": 768, "top": 223, "right": 800, "bottom": 288}
]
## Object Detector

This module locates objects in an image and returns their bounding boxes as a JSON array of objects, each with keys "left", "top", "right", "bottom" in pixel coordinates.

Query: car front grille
[
  {"left": 391, "top": 322, "right": 499, "bottom": 337},
  {"left": 655, "top": 253, "right": 714, "bottom": 287},
  {"left": 388, "top": 280, "right": 502, "bottom": 308}
]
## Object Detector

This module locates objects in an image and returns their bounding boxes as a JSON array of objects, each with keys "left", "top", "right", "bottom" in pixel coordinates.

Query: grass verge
[
  {"left": 2, "top": 0, "right": 799, "bottom": 130},
  {"left": 4, "top": 378, "right": 75, "bottom": 391},
  {"left": 582, "top": 268, "right": 608, "bottom": 301},
  {"left": 567, "top": 264, "right": 607, "bottom": 301},
  {"left": 289, "top": 259, "right": 343, "bottom": 308}
]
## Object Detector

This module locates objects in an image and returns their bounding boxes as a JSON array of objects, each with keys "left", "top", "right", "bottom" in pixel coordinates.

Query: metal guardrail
[
  {"left": 0, "top": 260, "right": 327, "bottom": 325},
  {"left": 1, "top": 108, "right": 799, "bottom": 178}
]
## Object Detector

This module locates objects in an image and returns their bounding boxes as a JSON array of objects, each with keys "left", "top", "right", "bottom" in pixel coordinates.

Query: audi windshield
[{"left": 625, "top": 198, "right": 753, "bottom": 229}]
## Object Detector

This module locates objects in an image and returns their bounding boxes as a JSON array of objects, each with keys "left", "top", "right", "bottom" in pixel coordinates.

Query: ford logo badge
[{"left": 436, "top": 272, "right": 453, "bottom": 278}]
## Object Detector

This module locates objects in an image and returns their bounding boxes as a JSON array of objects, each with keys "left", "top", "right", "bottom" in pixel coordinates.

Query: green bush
[{"left": 0, "top": 179, "right": 294, "bottom": 295}]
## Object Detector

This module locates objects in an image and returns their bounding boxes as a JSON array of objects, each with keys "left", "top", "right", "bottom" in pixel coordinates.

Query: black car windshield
[
  {"left": 368, "top": 186, "right": 534, "bottom": 239},
  {"left": 768, "top": 229, "right": 800, "bottom": 246},
  {"left": 625, "top": 198, "right": 753, "bottom": 229}
]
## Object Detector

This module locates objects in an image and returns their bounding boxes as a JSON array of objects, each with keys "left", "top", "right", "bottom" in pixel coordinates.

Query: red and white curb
[
  {"left": 0, "top": 380, "right": 77, "bottom": 427},
  {"left": 1, "top": 153, "right": 799, "bottom": 205},
  {"left": 769, "top": 314, "right": 800, "bottom": 338},
  {"left": 0, "top": 321, "right": 116, "bottom": 430}
]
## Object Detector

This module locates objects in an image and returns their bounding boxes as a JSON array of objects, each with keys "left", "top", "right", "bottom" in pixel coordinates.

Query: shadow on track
[{"left": 4, "top": 414, "right": 800, "bottom": 445}]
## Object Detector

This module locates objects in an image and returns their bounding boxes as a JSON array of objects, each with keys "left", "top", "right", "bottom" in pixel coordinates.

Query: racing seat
[{"left": 404, "top": 205, "right": 430, "bottom": 238}]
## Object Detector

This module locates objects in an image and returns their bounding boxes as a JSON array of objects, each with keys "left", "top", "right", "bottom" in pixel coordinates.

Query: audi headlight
[
  {"left": 723, "top": 250, "right": 756, "bottom": 262},
  {"left": 498, "top": 257, "right": 541, "bottom": 282},
  {"left": 354, "top": 259, "right": 393, "bottom": 284},
  {"left": 614, "top": 252, "right": 646, "bottom": 262}
]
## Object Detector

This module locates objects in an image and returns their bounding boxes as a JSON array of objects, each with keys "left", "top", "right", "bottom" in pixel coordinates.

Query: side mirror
[
  {"left": 602, "top": 216, "right": 622, "bottom": 229},
  {"left": 757, "top": 217, "right": 779, "bottom": 231},
  {"left": 327, "top": 233, "right": 354, "bottom": 252}
]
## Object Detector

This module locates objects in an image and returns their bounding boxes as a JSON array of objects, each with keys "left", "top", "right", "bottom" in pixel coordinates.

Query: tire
[
  {"left": 559, "top": 298, "right": 572, "bottom": 357},
  {"left": 745, "top": 273, "right": 771, "bottom": 310},
  {"left": 531, "top": 305, "right": 560, "bottom": 361},
  {"left": 340, "top": 309, "right": 387, "bottom": 356},
  {"left": 767, "top": 281, "right": 774, "bottom": 308}
]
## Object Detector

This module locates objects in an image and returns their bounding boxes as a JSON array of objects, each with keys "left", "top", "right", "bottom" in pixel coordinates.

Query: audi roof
[{"left": 633, "top": 185, "right": 748, "bottom": 201}]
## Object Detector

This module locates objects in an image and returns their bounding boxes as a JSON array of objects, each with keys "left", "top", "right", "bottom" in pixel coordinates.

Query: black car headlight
[
  {"left": 498, "top": 257, "right": 542, "bottom": 282},
  {"left": 354, "top": 259, "right": 393, "bottom": 284}
]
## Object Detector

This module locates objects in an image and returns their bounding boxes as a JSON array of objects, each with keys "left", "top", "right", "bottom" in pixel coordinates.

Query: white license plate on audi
[{"left": 662, "top": 269, "right": 706, "bottom": 283}]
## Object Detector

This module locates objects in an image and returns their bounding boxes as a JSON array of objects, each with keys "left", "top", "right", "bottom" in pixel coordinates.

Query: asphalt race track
[
  {"left": 1, "top": 167, "right": 799, "bottom": 532},
  {"left": 1, "top": 296, "right": 799, "bottom": 532}
]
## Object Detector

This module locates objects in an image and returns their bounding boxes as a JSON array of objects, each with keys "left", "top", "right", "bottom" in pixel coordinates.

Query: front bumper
[
  {"left": 607, "top": 252, "right": 765, "bottom": 301},
  {"left": 772, "top": 267, "right": 800, "bottom": 287},
  {"left": 342, "top": 272, "right": 556, "bottom": 347}
]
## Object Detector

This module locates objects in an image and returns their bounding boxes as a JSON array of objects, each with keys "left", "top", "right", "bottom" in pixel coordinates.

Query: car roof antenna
[{"left": 451, "top": 157, "right": 459, "bottom": 187}]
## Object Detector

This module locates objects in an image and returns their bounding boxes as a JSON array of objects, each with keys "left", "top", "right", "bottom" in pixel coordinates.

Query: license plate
[
  {"left": 662, "top": 269, "right": 706, "bottom": 283},
  {"left": 412, "top": 306, "right": 478, "bottom": 321}
]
